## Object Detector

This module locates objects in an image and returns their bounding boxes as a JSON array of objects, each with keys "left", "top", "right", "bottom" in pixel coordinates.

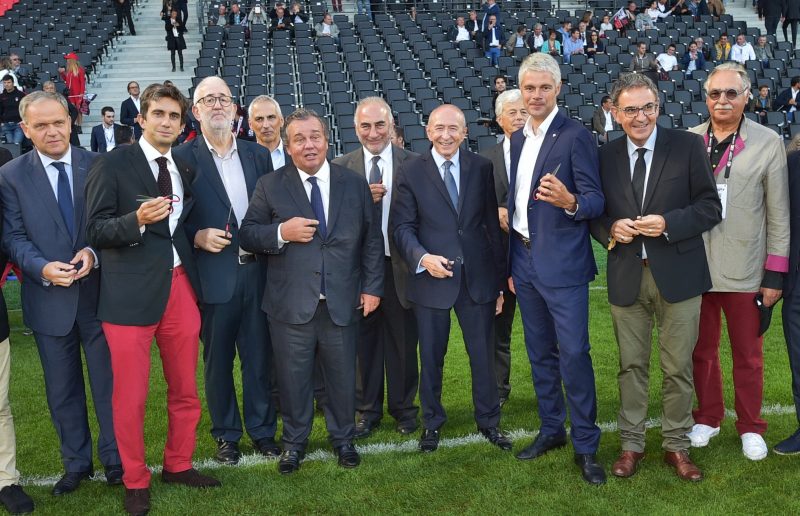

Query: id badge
[{"left": 717, "top": 183, "right": 727, "bottom": 220}]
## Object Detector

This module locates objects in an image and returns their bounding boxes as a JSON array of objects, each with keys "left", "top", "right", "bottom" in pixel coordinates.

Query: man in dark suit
[
  {"left": 113, "top": 0, "right": 136, "bottom": 35},
  {"left": 270, "top": 4, "right": 294, "bottom": 35},
  {"left": 391, "top": 104, "right": 510, "bottom": 454},
  {"left": 120, "top": 81, "right": 141, "bottom": 140},
  {"left": 175, "top": 77, "right": 278, "bottom": 466},
  {"left": 0, "top": 91, "right": 121, "bottom": 495},
  {"left": 591, "top": 73, "right": 721, "bottom": 481},
  {"left": 592, "top": 96, "right": 619, "bottom": 143},
  {"left": 758, "top": 0, "right": 782, "bottom": 36},
  {"left": 90, "top": 106, "right": 125, "bottom": 153},
  {"left": 507, "top": 53, "right": 606, "bottom": 484},
  {"left": 480, "top": 89, "right": 527, "bottom": 407},
  {"left": 86, "top": 83, "right": 220, "bottom": 516},
  {"left": 240, "top": 108, "right": 384, "bottom": 474},
  {"left": 481, "top": 0, "right": 501, "bottom": 31},
  {"left": 332, "top": 97, "right": 420, "bottom": 438},
  {"left": 775, "top": 77, "right": 800, "bottom": 121}
]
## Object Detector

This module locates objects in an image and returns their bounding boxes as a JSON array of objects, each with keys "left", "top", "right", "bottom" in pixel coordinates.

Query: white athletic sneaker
[
  {"left": 687, "top": 424, "right": 720, "bottom": 447},
  {"left": 741, "top": 433, "right": 768, "bottom": 461}
]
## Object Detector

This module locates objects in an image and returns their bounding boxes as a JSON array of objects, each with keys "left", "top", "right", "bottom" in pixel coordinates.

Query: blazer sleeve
[
  {"left": 570, "top": 128, "right": 605, "bottom": 221},
  {"left": 239, "top": 176, "right": 285, "bottom": 255},
  {"left": 90, "top": 126, "right": 100, "bottom": 153},
  {"left": 390, "top": 163, "right": 428, "bottom": 270},
  {"left": 0, "top": 172, "right": 50, "bottom": 281},
  {"left": 764, "top": 137, "right": 791, "bottom": 268},
  {"left": 85, "top": 154, "right": 145, "bottom": 249},
  {"left": 482, "top": 160, "right": 506, "bottom": 292}
]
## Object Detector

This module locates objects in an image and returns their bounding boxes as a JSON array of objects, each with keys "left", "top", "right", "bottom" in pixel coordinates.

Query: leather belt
[
  {"left": 642, "top": 259, "right": 649, "bottom": 267},
  {"left": 238, "top": 254, "right": 256, "bottom": 265},
  {"left": 513, "top": 230, "right": 531, "bottom": 249}
]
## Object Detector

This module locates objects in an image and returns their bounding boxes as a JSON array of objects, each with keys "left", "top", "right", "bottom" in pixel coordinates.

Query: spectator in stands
[
  {"left": 174, "top": 0, "right": 188, "bottom": 28},
  {"left": 114, "top": 0, "right": 136, "bottom": 36},
  {"left": 580, "top": 11, "right": 595, "bottom": 30},
  {"left": 270, "top": 4, "right": 294, "bottom": 35},
  {"left": 0, "top": 76, "right": 23, "bottom": 145},
  {"left": 656, "top": 44, "right": 680, "bottom": 76},
  {"left": 707, "top": 0, "right": 725, "bottom": 17},
  {"left": 482, "top": 15, "right": 506, "bottom": 66},
  {"left": 228, "top": 2, "right": 246, "bottom": 26},
  {"left": 492, "top": 75, "right": 507, "bottom": 103},
  {"left": 585, "top": 31, "right": 605, "bottom": 60},
  {"left": 392, "top": 126, "right": 405, "bottom": 148},
  {"left": 630, "top": 42, "right": 660, "bottom": 84},
  {"left": 621, "top": 1, "right": 637, "bottom": 34},
  {"left": 686, "top": 0, "right": 701, "bottom": 18},
  {"left": 91, "top": 107, "right": 125, "bottom": 153},
  {"left": 591, "top": 95, "right": 618, "bottom": 142},
  {"left": 449, "top": 16, "right": 473, "bottom": 43},
  {"left": 682, "top": 41, "right": 706, "bottom": 77},
  {"left": 315, "top": 12, "right": 339, "bottom": 42},
  {"left": 563, "top": 29, "right": 586, "bottom": 64},
  {"left": 695, "top": 36, "right": 712, "bottom": 60},
  {"left": 467, "top": 11, "right": 481, "bottom": 40},
  {"left": 556, "top": 20, "right": 572, "bottom": 43},
  {"left": 730, "top": 34, "right": 756, "bottom": 64},
  {"left": 58, "top": 53, "right": 86, "bottom": 127},
  {"left": 120, "top": 81, "right": 142, "bottom": 139},
  {"left": 750, "top": 84, "right": 773, "bottom": 124},
  {"left": 783, "top": 0, "right": 800, "bottom": 49},
  {"left": 653, "top": 0, "right": 683, "bottom": 18},
  {"left": 506, "top": 25, "right": 530, "bottom": 55},
  {"left": 541, "top": 29, "right": 562, "bottom": 57},
  {"left": 714, "top": 33, "right": 732, "bottom": 61},
  {"left": 8, "top": 54, "right": 30, "bottom": 83},
  {"left": 599, "top": 14, "right": 613, "bottom": 33},
  {"left": 481, "top": 0, "right": 501, "bottom": 31},
  {"left": 409, "top": 5, "right": 416, "bottom": 21},
  {"left": 42, "top": 80, "right": 80, "bottom": 146},
  {"left": 248, "top": 4, "right": 268, "bottom": 26},
  {"left": 527, "top": 23, "right": 545, "bottom": 51},
  {"left": 635, "top": 7, "right": 655, "bottom": 30},
  {"left": 210, "top": 4, "right": 228, "bottom": 27},
  {"left": 164, "top": 8, "right": 187, "bottom": 72},
  {"left": 759, "top": 0, "right": 782, "bottom": 37},
  {"left": 0, "top": 58, "right": 20, "bottom": 92},
  {"left": 577, "top": 21, "right": 589, "bottom": 43},
  {"left": 776, "top": 77, "right": 800, "bottom": 121},
  {"left": 288, "top": 2, "right": 309, "bottom": 23},
  {"left": 753, "top": 35, "right": 773, "bottom": 64},
  {"left": 356, "top": 0, "right": 371, "bottom": 17}
]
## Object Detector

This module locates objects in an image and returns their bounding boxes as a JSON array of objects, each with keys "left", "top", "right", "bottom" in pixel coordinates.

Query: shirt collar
[
  {"left": 362, "top": 143, "right": 393, "bottom": 164},
  {"left": 130, "top": 95, "right": 140, "bottom": 103},
  {"left": 626, "top": 126, "right": 658, "bottom": 157},
  {"left": 502, "top": 136, "right": 511, "bottom": 153},
  {"left": 139, "top": 135, "right": 175, "bottom": 167},
  {"left": 297, "top": 160, "right": 331, "bottom": 184},
  {"left": 272, "top": 141, "right": 284, "bottom": 155},
  {"left": 204, "top": 135, "right": 238, "bottom": 160},
  {"left": 37, "top": 146, "right": 72, "bottom": 170},
  {"left": 431, "top": 148, "right": 459, "bottom": 171},
  {"left": 523, "top": 106, "right": 559, "bottom": 138}
]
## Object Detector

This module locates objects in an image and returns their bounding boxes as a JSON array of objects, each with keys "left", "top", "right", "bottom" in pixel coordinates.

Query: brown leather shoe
[
  {"left": 161, "top": 468, "right": 221, "bottom": 488},
  {"left": 123, "top": 488, "right": 150, "bottom": 515},
  {"left": 611, "top": 450, "right": 645, "bottom": 478},
  {"left": 664, "top": 450, "right": 703, "bottom": 482}
]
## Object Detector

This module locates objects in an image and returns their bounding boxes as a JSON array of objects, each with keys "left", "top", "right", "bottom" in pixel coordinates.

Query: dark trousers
[
  {"left": 269, "top": 301, "right": 357, "bottom": 451},
  {"left": 413, "top": 271, "right": 501, "bottom": 431},
  {"left": 356, "top": 258, "right": 419, "bottom": 425},
  {"left": 783, "top": 285, "right": 800, "bottom": 426},
  {"left": 33, "top": 298, "right": 119, "bottom": 473},
  {"left": 495, "top": 289, "right": 516, "bottom": 400},
  {"left": 201, "top": 262, "right": 276, "bottom": 443},
  {"left": 785, "top": 18, "right": 799, "bottom": 47},
  {"left": 766, "top": 16, "right": 780, "bottom": 36},
  {"left": 510, "top": 237, "right": 601, "bottom": 454},
  {"left": 170, "top": 49, "right": 184, "bottom": 68},
  {"left": 115, "top": 8, "right": 135, "bottom": 33}
]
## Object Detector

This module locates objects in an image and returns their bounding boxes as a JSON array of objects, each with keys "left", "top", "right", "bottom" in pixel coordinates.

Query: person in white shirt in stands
[
  {"left": 656, "top": 44, "right": 680, "bottom": 74},
  {"left": 449, "top": 16, "right": 472, "bottom": 43},
  {"left": 730, "top": 33, "right": 756, "bottom": 64},
  {"left": 591, "top": 95, "right": 617, "bottom": 142},
  {"left": 527, "top": 23, "right": 545, "bottom": 51}
]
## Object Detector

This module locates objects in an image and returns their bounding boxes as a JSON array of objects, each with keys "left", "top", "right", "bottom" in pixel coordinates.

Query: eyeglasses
[
  {"left": 618, "top": 102, "right": 658, "bottom": 118},
  {"left": 196, "top": 95, "right": 233, "bottom": 107},
  {"left": 706, "top": 88, "right": 747, "bottom": 101}
]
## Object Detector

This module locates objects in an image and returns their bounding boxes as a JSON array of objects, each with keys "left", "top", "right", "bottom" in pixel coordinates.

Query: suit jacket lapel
[
  {"left": 194, "top": 138, "right": 232, "bottom": 209},
  {"left": 615, "top": 140, "right": 639, "bottom": 213},
  {"left": 25, "top": 152, "right": 72, "bottom": 240},
  {"left": 130, "top": 144, "right": 171, "bottom": 237},
  {"left": 326, "top": 165, "right": 345, "bottom": 236},
  {"left": 508, "top": 130, "right": 523, "bottom": 216},
  {"left": 529, "top": 114, "right": 564, "bottom": 199},
  {"left": 238, "top": 143, "right": 260, "bottom": 197},
  {"left": 283, "top": 164, "right": 316, "bottom": 220},
  {"left": 423, "top": 152, "right": 458, "bottom": 217},
  {"left": 71, "top": 148, "right": 88, "bottom": 246},
  {"left": 642, "top": 129, "right": 669, "bottom": 212},
  {"left": 457, "top": 151, "right": 472, "bottom": 215}
]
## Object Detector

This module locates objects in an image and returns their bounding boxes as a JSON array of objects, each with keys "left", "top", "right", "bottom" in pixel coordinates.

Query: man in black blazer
[
  {"left": 113, "top": 0, "right": 136, "bottom": 35},
  {"left": 775, "top": 77, "right": 800, "bottom": 119},
  {"left": 120, "top": 81, "right": 141, "bottom": 140},
  {"left": 240, "top": 108, "right": 384, "bottom": 474},
  {"left": 332, "top": 97, "right": 420, "bottom": 438},
  {"left": 90, "top": 106, "right": 126, "bottom": 153},
  {"left": 175, "top": 77, "right": 278, "bottom": 466},
  {"left": 390, "top": 104, "right": 510, "bottom": 453},
  {"left": 480, "top": 89, "right": 527, "bottom": 407},
  {"left": 0, "top": 91, "right": 121, "bottom": 496},
  {"left": 86, "top": 83, "right": 220, "bottom": 516},
  {"left": 590, "top": 73, "right": 721, "bottom": 481}
]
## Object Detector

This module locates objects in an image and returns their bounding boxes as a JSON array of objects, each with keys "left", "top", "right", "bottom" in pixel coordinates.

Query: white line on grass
[{"left": 21, "top": 404, "right": 798, "bottom": 487}]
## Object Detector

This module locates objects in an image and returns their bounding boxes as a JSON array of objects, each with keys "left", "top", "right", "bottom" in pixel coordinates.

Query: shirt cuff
[
  {"left": 416, "top": 253, "right": 428, "bottom": 274},
  {"left": 86, "top": 247, "right": 99, "bottom": 268},
  {"left": 277, "top": 223, "right": 287, "bottom": 249},
  {"left": 765, "top": 254, "right": 790, "bottom": 273},
  {"left": 761, "top": 269, "right": 785, "bottom": 290}
]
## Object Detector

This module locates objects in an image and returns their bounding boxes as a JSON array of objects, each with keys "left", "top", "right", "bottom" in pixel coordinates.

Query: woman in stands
[
  {"left": 585, "top": 31, "right": 605, "bottom": 61},
  {"left": 58, "top": 52, "right": 86, "bottom": 126},
  {"left": 541, "top": 29, "right": 561, "bottom": 57},
  {"left": 164, "top": 8, "right": 187, "bottom": 72},
  {"left": 580, "top": 10, "right": 595, "bottom": 30}
]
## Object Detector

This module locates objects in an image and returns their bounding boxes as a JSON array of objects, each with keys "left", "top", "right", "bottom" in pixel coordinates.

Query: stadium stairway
[{"left": 79, "top": 0, "right": 202, "bottom": 148}]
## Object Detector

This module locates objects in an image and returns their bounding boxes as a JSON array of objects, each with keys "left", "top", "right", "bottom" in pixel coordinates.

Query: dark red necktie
[{"left": 155, "top": 156, "right": 173, "bottom": 197}]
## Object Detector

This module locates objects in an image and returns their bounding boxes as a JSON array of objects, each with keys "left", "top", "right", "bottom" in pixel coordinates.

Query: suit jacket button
[
  {"left": 456, "top": 256, "right": 462, "bottom": 263},
  {"left": 458, "top": 229, "right": 463, "bottom": 235}
]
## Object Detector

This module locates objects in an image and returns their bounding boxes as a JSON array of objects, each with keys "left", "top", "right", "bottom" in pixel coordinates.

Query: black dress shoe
[
  {"left": 335, "top": 443, "right": 361, "bottom": 468},
  {"left": 499, "top": 396, "right": 509, "bottom": 408},
  {"left": 105, "top": 465, "right": 124, "bottom": 486},
  {"left": 215, "top": 439, "right": 240, "bottom": 465},
  {"left": 161, "top": 468, "right": 221, "bottom": 488},
  {"left": 396, "top": 420, "right": 418, "bottom": 435},
  {"left": 278, "top": 450, "right": 304, "bottom": 475},
  {"left": 354, "top": 418, "right": 379, "bottom": 439},
  {"left": 52, "top": 471, "right": 91, "bottom": 495},
  {"left": 254, "top": 437, "right": 282, "bottom": 458},
  {"left": 124, "top": 488, "right": 149, "bottom": 515},
  {"left": 0, "top": 484, "right": 34, "bottom": 514},
  {"left": 419, "top": 428, "right": 440, "bottom": 453},
  {"left": 575, "top": 453, "right": 607, "bottom": 485},
  {"left": 479, "top": 427, "right": 513, "bottom": 450},
  {"left": 516, "top": 433, "right": 567, "bottom": 461}
]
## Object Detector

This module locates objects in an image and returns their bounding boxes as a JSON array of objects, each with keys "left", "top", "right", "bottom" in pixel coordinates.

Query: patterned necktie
[
  {"left": 443, "top": 160, "right": 458, "bottom": 212},
  {"left": 632, "top": 148, "right": 647, "bottom": 212},
  {"left": 308, "top": 176, "right": 326, "bottom": 296},
  {"left": 369, "top": 155, "right": 382, "bottom": 184},
  {"left": 155, "top": 156, "right": 173, "bottom": 198},
  {"left": 52, "top": 161, "right": 74, "bottom": 239}
]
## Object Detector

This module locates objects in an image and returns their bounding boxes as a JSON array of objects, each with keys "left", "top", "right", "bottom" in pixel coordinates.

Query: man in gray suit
[
  {"left": 240, "top": 109, "right": 384, "bottom": 474},
  {"left": 479, "top": 89, "right": 527, "bottom": 407},
  {"left": 333, "top": 97, "right": 420, "bottom": 438}
]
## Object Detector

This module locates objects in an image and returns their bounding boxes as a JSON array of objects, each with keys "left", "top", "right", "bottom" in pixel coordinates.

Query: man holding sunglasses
[
  {"left": 591, "top": 72, "right": 721, "bottom": 481},
  {"left": 687, "top": 62, "right": 790, "bottom": 461}
]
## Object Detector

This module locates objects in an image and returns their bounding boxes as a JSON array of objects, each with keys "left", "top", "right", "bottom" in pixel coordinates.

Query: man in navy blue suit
[
  {"left": 176, "top": 77, "right": 278, "bottom": 466},
  {"left": 507, "top": 53, "right": 606, "bottom": 485},
  {"left": 0, "top": 91, "right": 121, "bottom": 495},
  {"left": 390, "top": 104, "right": 510, "bottom": 454}
]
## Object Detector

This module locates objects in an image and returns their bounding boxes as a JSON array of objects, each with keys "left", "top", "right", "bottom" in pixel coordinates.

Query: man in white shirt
[
  {"left": 249, "top": 95, "right": 288, "bottom": 169},
  {"left": 656, "top": 44, "right": 680, "bottom": 72},
  {"left": 527, "top": 23, "right": 545, "bottom": 52},
  {"left": 730, "top": 33, "right": 756, "bottom": 64},
  {"left": 592, "top": 95, "right": 617, "bottom": 142},
  {"left": 449, "top": 16, "right": 472, "bottom": 42}
]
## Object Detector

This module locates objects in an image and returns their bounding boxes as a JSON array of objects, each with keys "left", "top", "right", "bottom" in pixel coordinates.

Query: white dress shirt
[
  {"left": 512, "top": 107, "right": 559, "bottom": 238},
  {"left": 277, "top": 160, "right": 331, "bottom": 245},
  {"left": 626, "top": 127, "right": 658, "bottom": 259},
  {"left": 205, "top": 137, "right": 249, "bottom": 225},
  {"left": 531, "top": 33, "right": 544, "bottom": 49},
  {"left": 455, "top": 26, "right": 470, "bottom": 42},
  {"left": 103, "top": 124, "right": 116, "bottom": 151},
  {"left": 502, "top": 136, "right": 511, "bottom": 182},
  {"left": 139, "top": 136, "right": 184, "bottom": 266},
  {"left": 604, "top": 110, "right": 614, "bottom": 132},
  {"left": 271, "top": 141, "right": 287, "bottom": 169},
  {"left": 130, "top": 95, "right": 140, "bottom": 113},
  {"left": 362, "top": 144, "right": 393, "bottom": 256}
]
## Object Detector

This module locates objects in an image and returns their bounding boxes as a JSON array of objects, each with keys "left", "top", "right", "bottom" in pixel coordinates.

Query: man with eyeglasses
[
  {"left": 591, "top": 72, "right": 721, "bottom": 481},
  {"left": 120, "top": 81, "right": 142, "bottom": 140},
  {"left": 687, "top": 62, "right": 790, "bottom": 461},
  {"left": 174, "top": 77, "right": 277, "bottom": 467}
]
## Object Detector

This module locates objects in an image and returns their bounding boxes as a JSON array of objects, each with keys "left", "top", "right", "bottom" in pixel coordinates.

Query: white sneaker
[
  {"left": 741, "top": 433, "right": 768, "bottom": 461},
  {"left": 687, "top": 424, "right": 720, "bottom": 447}
]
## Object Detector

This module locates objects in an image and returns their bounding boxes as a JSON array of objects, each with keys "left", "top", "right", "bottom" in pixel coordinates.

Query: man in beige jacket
[{"left": 688, "top": 62, "right": 790, "bottom": 461}]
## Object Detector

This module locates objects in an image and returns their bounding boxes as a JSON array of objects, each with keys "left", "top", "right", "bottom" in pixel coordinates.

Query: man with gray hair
[
  {"left": 688, "top": 62, "right": 790, "bottom": 461},
  {"left": 591, "top": 72, "right": 721, "bottom": 481},
  {"left": 480, "top": 89, "right": 527, "bottom": 406},
  {"left": 249, "top": 95, "right": 288, "bottom": 169},
  {"left": 333, "top": 97, "right": 420, "bottom": 438},
  {"left": 174, "top": 77, "right": 277, "bottom": 466}
]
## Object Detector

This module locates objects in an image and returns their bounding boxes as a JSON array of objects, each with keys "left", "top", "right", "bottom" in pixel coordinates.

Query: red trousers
[
  {"left": 693, "top": 292, "right": 766, "bottom": 435},
  {"left": 102, "top": 267, "right": 201, "bottom": 488}
]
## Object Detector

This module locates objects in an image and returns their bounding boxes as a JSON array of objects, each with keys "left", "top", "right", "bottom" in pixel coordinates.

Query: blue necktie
[
  {"left": 308, "top": 176, "right": 326, "bottom": 295},
  {"left": 443, "top": 160, "right": 458, "bottom": 212},
  {"left": 52, "top": 161, "right": 74, "bottom": 239}
]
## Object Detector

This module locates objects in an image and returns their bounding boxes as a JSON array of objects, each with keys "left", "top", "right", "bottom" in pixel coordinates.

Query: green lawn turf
[{"left": 6, "top": 243, "right": 800, "bottom": 514}]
